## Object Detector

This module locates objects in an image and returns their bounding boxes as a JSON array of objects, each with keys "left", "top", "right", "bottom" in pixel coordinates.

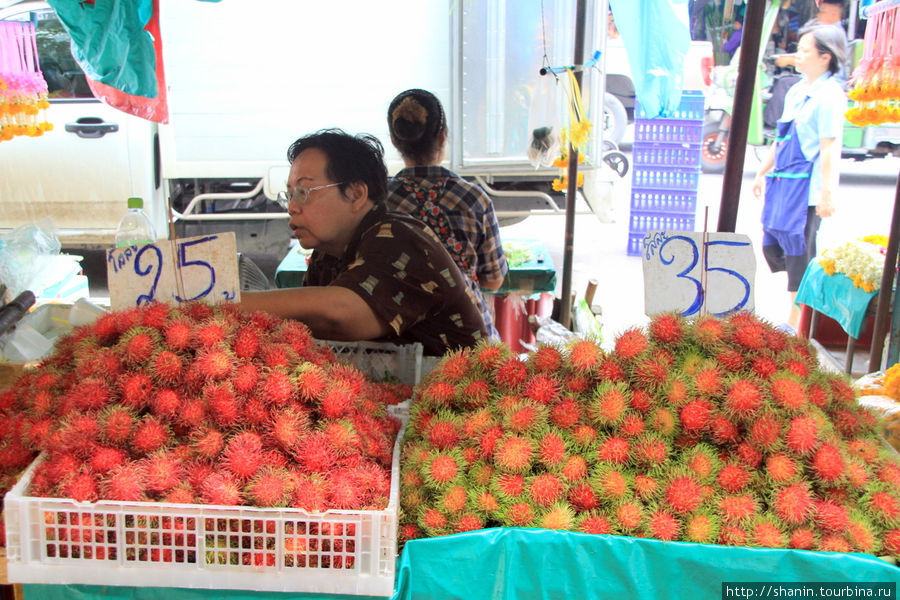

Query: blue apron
[{"left": 761, "top": 111, "right": 816, "bottom": 256}]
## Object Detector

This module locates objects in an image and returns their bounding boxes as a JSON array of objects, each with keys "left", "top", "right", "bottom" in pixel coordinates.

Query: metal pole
[
  {"left": 867, "top": 169, "right": 900, "bottom": 372},
  {"left": 717, "top": 0, "right": 767, "bottom": 232},
  {"left": 559, "top": 0, "right": 587, "bottom": 330}
]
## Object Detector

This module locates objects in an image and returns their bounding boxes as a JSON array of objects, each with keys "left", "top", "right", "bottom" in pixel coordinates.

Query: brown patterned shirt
[{"left": 304, "top": 205, "right": 487, "bottom": 355}]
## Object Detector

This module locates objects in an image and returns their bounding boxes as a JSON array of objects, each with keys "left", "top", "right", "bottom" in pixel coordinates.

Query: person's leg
[{"left": 785, "top": 208, "right": 822, "bottom": 329}]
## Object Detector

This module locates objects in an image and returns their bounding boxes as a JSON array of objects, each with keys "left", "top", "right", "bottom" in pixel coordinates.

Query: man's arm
[
  {"left": 479, "top": 275, "right": 506, "bottom": 291},
  {"left": 240, "top": 286, "right": 390, "bottom": 341}
]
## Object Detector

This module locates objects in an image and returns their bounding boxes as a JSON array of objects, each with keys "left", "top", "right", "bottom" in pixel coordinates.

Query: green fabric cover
[
  {"left": 46, "top": 0, "right": 157, "bottom": 98},
  {"left": 392, "top": 528, "right": 900, "bottom": 600},
  {"left": 23, "top": 584, "right": 385, "bottom": 600},
  {"left": 795, "top": 260, "right": 878, "bottom": 339}
]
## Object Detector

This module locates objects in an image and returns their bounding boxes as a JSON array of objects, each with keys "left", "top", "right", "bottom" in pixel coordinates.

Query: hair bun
[{"left": 391, "top": 96, "right": 428, "bottom": 141}]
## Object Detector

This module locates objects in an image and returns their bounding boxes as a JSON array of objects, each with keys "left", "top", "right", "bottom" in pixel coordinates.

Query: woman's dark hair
[
  {"left": 286, "top": 128, "right": 388, "bottom": 204},
  {"left": 387, "top": 89, "right": 447, "bottom": 164},
  {"left": 806, "top": 25, "right": 846, "bottom": 75}
]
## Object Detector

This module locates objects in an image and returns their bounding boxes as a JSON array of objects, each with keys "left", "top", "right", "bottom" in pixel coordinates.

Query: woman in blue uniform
[{"left": 752, "top": 25, "right": 847, "bottom": 330}]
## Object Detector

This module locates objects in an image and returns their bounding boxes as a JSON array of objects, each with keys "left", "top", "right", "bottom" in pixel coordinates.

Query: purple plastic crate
[
  {"left": 632, "top": 142, "right": 701, "bottom": 168},
  {"left": 630, "top": 190, "right": 697, "bottom": 214},
  {"left": 633, "top": 120, "right": 704, "bottom": 144},
  {"left": 628, "top": 213, "right": 695, "bottom": 234},
  {"left": 627, "top": 232, "right": 646, "bottom": 257},
  {"left": 635, "top": 90, "right": 705, "bottom": 121},
  {"left": 631, "top": 165, "right": 700, "bottom": 191}
]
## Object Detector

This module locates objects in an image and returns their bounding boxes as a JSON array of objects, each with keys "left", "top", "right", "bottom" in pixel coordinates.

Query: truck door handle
[{"left": 65, "top": 117, "right": 119, "bottom": 139}]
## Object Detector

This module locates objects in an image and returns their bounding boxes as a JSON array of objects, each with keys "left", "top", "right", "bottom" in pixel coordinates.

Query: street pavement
[{"left": 500, "top": 149, "right": 900, "bottom": 352}]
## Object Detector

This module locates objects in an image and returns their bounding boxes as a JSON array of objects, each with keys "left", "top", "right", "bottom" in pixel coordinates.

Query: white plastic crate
[
  {"left": 4, "top": 421, "right": 406, "bottom": 596},
  {"left": 325, "top": 340, "right": 423, "bottom": 385}
]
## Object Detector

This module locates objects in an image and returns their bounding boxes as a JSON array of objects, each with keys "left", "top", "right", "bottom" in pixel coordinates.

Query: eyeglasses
[{"left": 276, "top": 182, "right": 345, "bottom": 209}]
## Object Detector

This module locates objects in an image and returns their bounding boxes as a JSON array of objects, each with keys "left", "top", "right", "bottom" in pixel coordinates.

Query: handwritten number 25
[
  {"left": 174, "top": 237, "right": 217, "bottom": 302},
  {"left": 659, "top": 236, "right": 750, "bottom": 317}
]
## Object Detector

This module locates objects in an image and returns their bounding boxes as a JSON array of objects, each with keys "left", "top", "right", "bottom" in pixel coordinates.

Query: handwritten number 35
[{"left": 659, "top": 236, "right": 750, "bottom": 317}]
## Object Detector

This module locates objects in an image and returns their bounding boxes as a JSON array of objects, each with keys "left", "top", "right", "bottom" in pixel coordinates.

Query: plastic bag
[
  {"left": 0, "top": 219, "right": 85, "bottom": 304},
  {"left": 608, "top": 0, "right": 690, "bottom": 117},
  {"left": 526, "top": 75, "right": 562, "bottom": 168}
]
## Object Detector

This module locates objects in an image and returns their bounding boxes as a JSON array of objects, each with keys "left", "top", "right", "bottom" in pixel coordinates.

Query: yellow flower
[
  {"left": 861, "top": 281, "right": 876, "bottom": 293},
  {"left": 568, "top": 119, "right": 592, "bottom": 150},
  {"left": 551, "top": 178, "right": 566, "bottom": 192},
  {"left": 884, "top": 363, "right": 900, "bottom": 400},
  {"left": 860, "top": 234, "right": 889, "bottom": 249},
  {"left": 819, "top": 259, "right": 836, "bottom": 275}
]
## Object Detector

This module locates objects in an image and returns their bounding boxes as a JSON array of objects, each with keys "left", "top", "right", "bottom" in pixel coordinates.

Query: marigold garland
[
  {"left": 817, "top": 236, "right": 890, "bottom": 293},
  {"left": 0, "top": 22, "right": 53, "bottom": 142}
]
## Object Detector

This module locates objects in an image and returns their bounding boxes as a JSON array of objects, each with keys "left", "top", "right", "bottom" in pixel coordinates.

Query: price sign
[
  {"left": 106, "top": 233, "right": 241, "bottom": 310},
  {"left": 641, "top": 231, "right": 756, "bottom": 317}
]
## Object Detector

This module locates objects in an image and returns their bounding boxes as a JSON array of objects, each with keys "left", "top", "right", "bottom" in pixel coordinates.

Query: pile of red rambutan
[
  {"left": 398, "top": 311, "right": 900, "bottom": 558},
  {"left": 0, "top": 302, "right": 409, "bottom": 520}
]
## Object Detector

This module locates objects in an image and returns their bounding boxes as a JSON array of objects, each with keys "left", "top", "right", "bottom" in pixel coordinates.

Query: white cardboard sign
[
  {"left": 641, "top": 230, "right": 756, "bottom": 317},
  {"left": 106, "top": 233, "right": 241, "bottom": 311}
]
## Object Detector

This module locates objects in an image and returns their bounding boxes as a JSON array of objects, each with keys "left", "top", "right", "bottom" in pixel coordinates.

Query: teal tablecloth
[
  {"left": 392, "top": 528, "right": 899, "bottom": 600},
  {"left": 795, "top": 261, "right": 879, "bottom": 339},
  {"left": 273, "top": 239, "right": 558, "bottom": 295}
]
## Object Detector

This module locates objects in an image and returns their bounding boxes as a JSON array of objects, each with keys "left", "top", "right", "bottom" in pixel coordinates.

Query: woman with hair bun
[
  {"left": 752, "top": 25, "right": 848, "bottom": 330},
  {"left": 386, "top": 88, "right": 508, "bottom": 340}
]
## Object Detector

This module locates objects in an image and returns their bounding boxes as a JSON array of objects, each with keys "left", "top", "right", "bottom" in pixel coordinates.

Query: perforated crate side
[
  {"left": 634, "top": 89, "right": 705, "bottom": 121},
  {"left": 631, "top": 165, "right": 701, "bottom": 192},
  {"left": 5, "top": 422, "right": 406, "bottom": 595},
  {"left": 627, "top": 232, "right": 647, "bottom": 257},
  {"left": 632, "top": 142, "right": 702, "bottom": 168},
  {"left": 630, "top": 190, "right": 697, "bottom": 214},
  {"left": 324, "top": 340, "right": 423, "bottom": 384},
  {"left": 628, "top": 213, "right": 695, "bottom": 234},
  {"left": 633, "top": 120, "right": 704, "bottom": 145}
]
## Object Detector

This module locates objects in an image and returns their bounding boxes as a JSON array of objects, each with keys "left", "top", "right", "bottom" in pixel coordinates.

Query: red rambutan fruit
[
  {"left": 117, "top": 328, "right": 159, "bottom": 365},
  {"left": 90, "top": 446, "right": 128, "bottom": 474},
  {"left": 750, "top": 518, "right": 786, "bottom": 549},
  {"left": 119, "top": 373, "right": 153, "bottom": 410},
  {"left": 569, "top": 424, "right": 599, "bottom": 449},
  {"left": 719, "top": 525, "right": 749, "bottom": 547},
  {"left": 294, "top": 363, "right": 328, "bottom": 402},
  {"left": 231, "top": 326, "right": 261, "bottom": 359},
  {"left": 785, "top": 415, "right": 822, "bottom": 457},
  {"left": 200, "top": 472, "right": 242, "bottom": 506},
  {"left": 192, "top": 347, "right": 234, "bottom": 382},
  {"left": 679, "top": 399, "right": 714, "bottom": 434},
  {"left": 221, "top": 431, "right": 265, "bottom": 481},
  {"left": 615, "top": 502, "right": 645, "bottom": 532},
  {"left": 632, "top": 435, "right": 669, "bottom": 467},
  {"left": 594, "top": 466, "right": 629, "bottom": 501},
  {"left": 765, "top": 453, "right": 799, "bottom": 483},
  {"left": 130, "top": 416, "right": 171, "bottom": 456},
  {"left": 502, "top": 501, "right": 535, "bottom": 527},
  {"left": 150, "top": 350, "right": 183, "bottom": 384},
  {"left": 459, "top": 379, "right": 491, "bottom": 408},
  {"left": 684, "top": 513, "right": 719, "bottom": 545},
  {"left": 692, "top": 316, "right": 726, "bottom": 347},
  {"left": 260, "top": 369, "right": 295, "bottom": 406},
  {"left": 568, "top": 483, "right": 600, "bottom": 512},
  {"left": 723, "top": 379, "right": 762, "bottom": 420},
  {"left": 747, "top": 413, "right": 782, "bottom": 450},
  {"left": 493, "top": 472, "right": 526, "bottom": 499},
  {"left": 453, "top": 512, "right": 485, "bottom": 534},
  {"left": 549, "top": 397, "right": 582, "bottom": 429},
  {"left": 560, "top": 454, "right": 589, "bottom": 482},
  {"left": 814, "top": 500, "right": 851, "bottom": 533},
  {"left": 423, "top": 451, "right": 462, "bottom": 486},
  {"left": 646, "top": 510, "right": 681, "bottom": 541},
  {"left": 788, "top": 528, "right": 817, "bottom": 550},
  {"left": 750, "top": 355, "right": 778, "bottom": 379},
  {"left": 589, "top": 384, "right": 629, "bottom": 425},
  {"left": 770, "top": 375, "right": 807, "bottom": 412},
  {"left": 204, "top": 382, "right": 241, "bottom": 428},
  {"left": 633, "top": 358, "right": 669, "bottom": 389},
  {"left": 523, "top": 374, "right": 560, "bottom": 405},
  {"left": 471, "top": 342, "right": 507, "bottom": 371},
  {"left": 715, "top": 348, "right": 745, "bottom": 372},
  {"left": 846, "top": 515, "right": 880, "bottom": 555},
  {"left": 817, "top": 535, "right": 851, "bottom": 553},
  {"left": 98, "top": 406, "right": 136, "bottom": 447},
  {"left": 864, "top": 487, "right": 900, "bottom": 527},
  {"left": 529, "top": 345, "right": 563, "bottom": 373},
  {"left": 719, "top": 494, "right": 759, "bottom": 524},
  {"left": 101, "top": 464, "right": 147, "bottom": 501},
  {"left": 150, "top": 388, "right": 181, "bottom": 419},
  {"left": 536, "top": 431, "right": 567, "bottom": 468},
  {"left": 882, "top": 529, "right": 900, "bottom": 556},
  {"left": 663, "top": 474, "right": 704, "bottom": 515},
  {"left": 735, "top": 442, "right": 763, "bottom": 469},
  {"left": 494, "top": 435, "right": 534, "bottom": 473},
  {"left": 773, "top": 482, "right": 814, "bottom": 525},
  {"left": 596, "top": 435, "right": 631, "bottom": 465},
  {"left": 730, "top": 321, "right": 768, "bottom": 351},
  {"left": 539, "top": 503, "right": 575, "bottom": 530},
  {"left": 633, "top": 474, "right": 659, "bottom": 501},
  {"left": 614, "top": 328, "right": 649, "bottom": 361},
  {"left": 597, "top": 357, "right": 627, "bottom": 383},
  {"left": 494, "top": 358, "right": 528, "bottom": 390},
  {"left": 244, "top": 467, "right": 292, "bottom": 507},
  {"left": 528, "top": 473, "right": 564, "bottom": 507},
  {"left": 438, "top": 349, "right": 472, "bottom": 383},
  {"left": 578, "top": 512, "right": 612, "bottom": 535},
  {"left": 648, "top": 312, "right": 684, "bottom": 345},
  {"left": 191, "top": 427, "right": 225, "bottom": 460},
  {"left": 693, "top": 367, "right": 722, "bottom": 396},
  {"left": 708, "top": 414, "right": 741, "bottom": 445},
  {"left": 144, "top": 451, "right": 184, "bottom": 495},
  {"left": 60, "top": 470, "right": 99, "bottom": 503},
  {"left": 811, "top": 443, "right": 846, "bottom": 483},
  {"left": 568, "top": 339, "right": 602, "bottom": 372},
  {"left": 629, "top": 388, "right": 655, "bottom": 413}
]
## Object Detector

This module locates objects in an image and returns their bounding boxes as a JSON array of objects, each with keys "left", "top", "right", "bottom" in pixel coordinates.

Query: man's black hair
[{"left": 286, "top": 128, "right": 388, "bottom": 204}]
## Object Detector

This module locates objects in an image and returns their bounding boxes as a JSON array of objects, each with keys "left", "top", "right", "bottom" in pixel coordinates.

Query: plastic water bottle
[{"left": 115, "top": 197, "right": 157, "bottom": 248}]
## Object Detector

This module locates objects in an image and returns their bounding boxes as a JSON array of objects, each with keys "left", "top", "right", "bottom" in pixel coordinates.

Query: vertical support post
[{"left": 867, "top": 172, "right": 900, "bottom": 372}]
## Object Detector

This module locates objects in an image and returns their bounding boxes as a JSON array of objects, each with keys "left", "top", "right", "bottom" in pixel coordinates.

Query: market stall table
[{"left": 795, "top": 261, "right": 883, "bottom": 373}]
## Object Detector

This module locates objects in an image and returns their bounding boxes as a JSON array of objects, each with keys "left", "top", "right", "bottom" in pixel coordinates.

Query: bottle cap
[{"left": 127, "top": 197, "right": 144, "bottom": 209}]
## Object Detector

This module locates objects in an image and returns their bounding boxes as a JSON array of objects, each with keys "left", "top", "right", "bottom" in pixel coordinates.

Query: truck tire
[
  {"left": 602, "top": 93, "right": 627, "bottom": 145},
  {"left": 701, "top": 121, "right": 728, "bottom": 174}
]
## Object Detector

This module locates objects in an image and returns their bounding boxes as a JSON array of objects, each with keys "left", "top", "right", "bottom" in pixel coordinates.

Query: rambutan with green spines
[
  {"left": 785, "top": 414, "right": 823, "bottom": 457},
  {"left": 663, "top": 375, "right": 691, "bottom": 407},
  {"left": 810, "top": 442, "right": 846, "bottom": 483},
  {"left": 321, "top": 420, "right": 362, "bottom": 456},
  {"left": 817, "top": 535, "right": 852, "bottom": 553},
  {"left": 494, "top": 394, "right": 521, "bottom": 412},
  {"left": 471, "top": 340, "right": 508, "bottom": 372},
  {"left": 722, "top": 377, "right": 764, "bottom": 421},
  {"left": 529, "top": 344, "right": 564, "bottom": 373},
  {"left": 535, "top": 429, "right": 567, "bottom": 468},
  {"left": 682, "top": 510, "right": 720, "bottom": 544},
  {"left": 566, "top": 481, "right": 601, "bottom": 514},
  {"left": 493, "top": 357, "right": 528, "bottom": 391},
  {"left": 728, "top": 318, "right": 768, "bottom": 352},
  {"left": 595, "top": 434, "right": 631, "bottom": 465},
  {"left": 614, "top": 328, "right": 650, "bottom": 361},
  {"left": 577, "top": 511, "right": 613, "bottom": 534},
  {"left": 813, "top": 500, "right": 851, "bottom": 533},
  {"left": 587, "top": 382, "right": 629, "bottom": 426},
  {"left": 293, "top": 362, "right": 328, "bottom": 402},
  {"left": 747, "top": 412, "right": 782, "bottom": 451},
  {"left": 401, "top": 486, "right": 428, "bottom": 514},
  {"left": 691, "top": 315, "right": 727, "bottom": 348},
  {"left": 763, "top": 452, "right": 800, "bottom": 484},
  {"left": 845, "top": 511, "right": 880, "bottom": 555},
  {"left": 591, "top": 464, "right": 630, "bottom": 501},
  {"left": 527, "top": 472, "right": 565, "bottom": 507},
  {"left": 538, "top": 502, "right": 576, "bottom": 530},
  {"left": 477, "top": 425, "right": 505, "bottom": 460},
  {"left": 452, "top": 512, "right": 485, "bottom": 534},
  {"left": 681, "top": 443, "right": 720, "bottom": 482},
  {"left": 423, "top": 411, "right": 462, "bottom": 449},
  {"left": 118, "top": 372, "right": 154, "bottom": 411},
  {"left": 648, "top": 312, "right": 685, "bottom": 346},
  {"left": 549, "top": 396, "right": 582, "bottom": 429},
  {"left": 562, "top": 372, "right": 594, "bottom": 395},
  {"left": 200, "top": 472, "right": 242, "bottom": 506},
  {"left": 436, "top": 348, "right": 472, "bottom": 384},
  {"left": 824, "top": 373, "right": 857, "bottom": 407},
  {"left": 691, "top": 365, "right": 723, "bottom": 397},
  {"left": 493, "top": 434, "right": 534, "bottom": 473},
  {"left": 143, "top": 450, "right": 184, "bottom": 496},
  {"left": 645, "top": 509, "right": 681, "bottom": 541},
  {"left": 559, "top": 453, "right": 589, "bottom": 483},
  {"left": 771, "top": 482, "right": 815, "bottom": 526},
  {"left": 492, "top": 472, "right": 527, "bottom": 500},
  {"left": 89, "top": 446, "right": 128, "bottom": 474},
  {"left": 734, "top": 442, "right": 763, "bottom": 469},
  {"left": 417, "top": 506, "right": 450, "bottom": 537},
  {"left": 881, "top": 529, "right": 900, "bottom": 556},
  {"left": 679, "top": 398, "right": 715, "bottom": 435},
  {"left": 845, "top": 438, "right": 882, "bottom": 464},
  {"left": 467, "top": 461, "right": 496, "bottom": 487},
  {"left": 632, "top": 357, "right": 669, "bottom": 390},
  {"left": 116, "top": 327, "right": 161, "bottom": 365},
  {"left": 422, "top": 450, "right": 464, "bottom": 488},
  {"left": 647, "top": 406, "right": 678, "bottom": 437},
  {"left": 786, "top": 527, "right": 817, "bottom": 550},
  {"left": 748, "top": 516, "right": 786, "bottom": 549},
  {"left": 844, "top": 460, "right": 870, "bottom": 490},
  {"left": 597, "top": 356, "right": 628, "bottom": 383},
  {"left": 619, "top": 412, "right": 646, "bottom": 438},
  {"left": 459, "top": 407, "right": 496, "bottom": 440},
  {"left": 259, "top": 368, "right": 296, "bottom": 407},
  {"left": 715, "top": 348, "right": 745, "bottom": 372},
  {"left": 629, "top": 388, "right": 656, "bottom": 413},
  {"left": 633, "top": 473, "right": 660, "bottom": 502},
  {"left": 611, "top": 500, "right": 645, "bottom": 533},
  {"left": 718, "top": 493, "right": 760, "bottom": 524},
  {"left": 469, "top": 487, "right": 501, "bottom": 517},
  {"left": 829, "top": 407, "right": 864, "bottom": 439},
  {"left": 862, "top": 485, "right": 900, "bottom": 528},
  {"left": 876, "top": 461, "right": 900, "bottom": 488},
  {"left": 522, "top": 373, "right": 561, "bottom": 405},
  {"left": 661, "top": 470, "right": 705, "bottom": 515},
  {"left": 502, "top": 402, "right": 548, "bottom": 435},
  {"left": 567, "top": 338, "right": 603, "bottom": 373},
  {"left": 719, "top": 524, "right": 749, "bottom": 547},
  {"left": 768, "top": 372, "right": 808, "bottom": 413},
  {"left": 438, "top": 484, "right": 468, "bottom": 514},
  {"left": 631, "top": 434, "right": 670, "bottom": 468},
  {"left": 499, "top": 500, "right": 536, "bottom": 527},
  {"left": 458, "top": 378, "right": 492, "bottom": 408}
]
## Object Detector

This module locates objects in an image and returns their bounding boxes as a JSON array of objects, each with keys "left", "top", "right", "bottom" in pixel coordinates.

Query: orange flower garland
[
  {"left": 0, "top": 21, "right": 52, "bottom": 142},
  {"left": 845, "top": 6, "right": 900, "bottom": 127}
]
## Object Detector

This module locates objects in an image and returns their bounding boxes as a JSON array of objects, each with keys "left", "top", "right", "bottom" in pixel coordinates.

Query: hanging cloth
[
  {"left": 0, "top": 21, "right": 52, "bottom": 141},
  {"left": 607, "top": 0, "right": 690, "bottom": 117}
]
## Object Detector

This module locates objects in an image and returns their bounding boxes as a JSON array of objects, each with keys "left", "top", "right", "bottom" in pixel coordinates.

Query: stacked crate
[{"left": 626, "top": 90, "right": 705, "bottom": 256}]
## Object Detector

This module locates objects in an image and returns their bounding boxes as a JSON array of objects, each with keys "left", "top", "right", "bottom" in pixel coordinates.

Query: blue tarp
[{"left": 795, "top": 261, "right": 879, "bottom": 339}]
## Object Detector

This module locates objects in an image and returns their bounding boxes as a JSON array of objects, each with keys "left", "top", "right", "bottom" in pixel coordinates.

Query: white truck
[{"left": 0, "top": 0, "right": 712, "bottom": 254}]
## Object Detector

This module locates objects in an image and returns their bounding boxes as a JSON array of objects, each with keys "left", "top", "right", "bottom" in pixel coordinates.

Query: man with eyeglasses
[{"left": 239, "top": 128, "right": 488, "bottom": 355}]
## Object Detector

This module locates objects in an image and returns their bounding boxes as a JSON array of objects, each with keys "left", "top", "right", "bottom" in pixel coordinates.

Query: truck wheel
[
  {"left": 701, "top": 121, "right": 728, "bottom": 174},
  {"left": 602, "top": 93, "right": 627, "bottom": 145}
]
